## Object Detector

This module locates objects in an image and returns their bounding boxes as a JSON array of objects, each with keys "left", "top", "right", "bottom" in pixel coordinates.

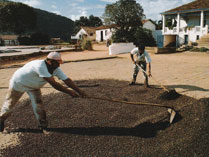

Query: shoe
[
  {"left": 0, "top": 119, "right": 4, "bottom": 132},
  {"left": 129, "top": 81, "right": 136, "bottom": 85},
  {"left": 144, "top": 84, "right": 150, "bottom": 88},
  {"left": 144, "top": 82, "right": 150, "bottom": 88},
  {"left": 144, "top": 78, "right": 150, "bottom": 88}
]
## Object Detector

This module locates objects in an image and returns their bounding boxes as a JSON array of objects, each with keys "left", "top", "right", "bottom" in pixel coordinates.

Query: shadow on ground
[
  {"left": 167, "top": 84, "right": 209, "bottom": 92},
  {"left": 11, "top": 121, "right": 169, "bottom": 138}
]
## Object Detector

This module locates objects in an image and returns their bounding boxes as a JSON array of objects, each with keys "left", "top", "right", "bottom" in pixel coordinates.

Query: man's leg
[
  {"left": 129, "top": 64, "right": 139, "bottom": 85},
  {"left": 0, "top": 89, "right": 24, "bottom": 132},
  {"left": 27, "top": 89, "right": 47, "bottom": 129},
  {"left": 140, "top": 63, "right": 149, "bottom": 88}
]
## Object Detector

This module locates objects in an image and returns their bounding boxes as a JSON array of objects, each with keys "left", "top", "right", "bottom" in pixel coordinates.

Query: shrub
[
  {"left": 199, "top": 47, "right": 209, "bottom": 52},
  {"left": 30, "top": 32, "right": 50, "bottom": 45},
  {"left": 190, "top": 47, "right": 209, "bottom": 52},
  {"left": 191, "top": 42, "right": 198, "bottom": 46},
  {"left": 18, "top": 36, "right": 31, "bottom": 45},
  {"left": 81, "top": 39, "right": 92, "bottom": 50},
  {"left": 190, "top": 48, "right": 199, "bottom": 52}
]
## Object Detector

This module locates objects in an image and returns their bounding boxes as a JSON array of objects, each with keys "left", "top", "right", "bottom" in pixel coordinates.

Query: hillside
[
  {"left": 0, "top": 0, "right": 75, "bottom": 41},
  {"left": 34, "top": 8, "right": 75, "bottom": 41}
]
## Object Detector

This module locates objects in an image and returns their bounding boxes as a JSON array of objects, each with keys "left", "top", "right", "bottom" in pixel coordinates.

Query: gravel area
[{"left": 1, "top": 79, "right": 209, "bottom": 157}]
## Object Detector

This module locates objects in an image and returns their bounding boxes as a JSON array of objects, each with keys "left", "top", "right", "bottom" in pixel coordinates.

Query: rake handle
[{"left": 85, "top": 96, "right": 173, "bottom": 109}]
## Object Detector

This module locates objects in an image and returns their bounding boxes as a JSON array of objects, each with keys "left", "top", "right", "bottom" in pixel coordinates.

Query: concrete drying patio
[{"left": 0, "top": 44, "right": 209, "bottom": 154}]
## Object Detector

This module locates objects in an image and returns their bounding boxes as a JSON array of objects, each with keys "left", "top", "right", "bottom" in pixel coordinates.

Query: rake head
[
  {"left": 168, "top": 108, "right": 177, "bottom": 124},
  {"left": 159, "top": 89, "right": 180, "bottom": 100}
]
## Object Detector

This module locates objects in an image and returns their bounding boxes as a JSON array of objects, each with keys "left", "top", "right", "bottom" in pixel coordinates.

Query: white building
[
  {"left": 95, "top": 24, "right": 116, "bottom": 42},
  {"left": 96, "top": 20, "right": 157, "bottom": 42},
  {"left": 71, "top": 27, "right": 96, "bottom": 41},
  {"left": 142, "top": 19, "right": 156, "bottom": 31},
  {"left": 0, "top": 35, "right": 19, "bottom": 46},
  {"left": 161, "top": 0, "right": 209, "bottom": 47}
]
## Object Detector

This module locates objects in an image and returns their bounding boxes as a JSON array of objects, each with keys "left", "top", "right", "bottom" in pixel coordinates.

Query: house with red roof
[
  {"left": 0, "top": 35, "right": 19, "bottom": 46},
  {"left": 71, "top": 27, "right": 96, "bottom": 41},
  {"left": 161, "top": 0, "right": 209, "bottom": 47},
  {"left": 95, "top": 20, "right": 156, "bottom": 42}
]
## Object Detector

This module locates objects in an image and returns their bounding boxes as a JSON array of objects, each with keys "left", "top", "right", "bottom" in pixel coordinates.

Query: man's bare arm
[
  {"left": 130, "top": 54, "right": 135, "bottom": 64},
  {"left": 43, "top": 77, "right": 78, "bottom": 97},
  {"left": 63, "top": 78, "right": 86, "bottom": 97}
]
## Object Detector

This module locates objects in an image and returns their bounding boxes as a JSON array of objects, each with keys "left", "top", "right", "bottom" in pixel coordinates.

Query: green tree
[
  {"left": 165, "top": 17, "right": 177, "bottom": 30},
  {"left": 75, "top": 15, "right": 102, "bottom": 27},
  {"left": 75, "top": 16, "right": 89, "bottom": 27},
  {"left": 155, "top": 20, "right": 162, "bottom": 30},
  {"left": 103, "top": 0, "right": 145, "bottom": 43},
  {"left": 134, "top": 27, "right": 156, "bottom": 46},
  {"left": 0, "top": 2, "right": 36, "bottom": 35}
]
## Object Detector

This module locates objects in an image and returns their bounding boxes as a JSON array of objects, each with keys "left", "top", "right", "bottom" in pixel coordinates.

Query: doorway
[
  {"left": 184, "top": 35, "right": 188, "bottom": 45},
  {"left": 100, "top": 31, "right": 103, "bottom": 42}
]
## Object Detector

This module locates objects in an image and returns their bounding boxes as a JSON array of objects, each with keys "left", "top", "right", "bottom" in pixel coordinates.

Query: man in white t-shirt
[
  {"left": 0, "top": 52, "right": 86, "bottom": 132},
  {"left": 129, "top": 44, "right": 152, "bottom": 87}
]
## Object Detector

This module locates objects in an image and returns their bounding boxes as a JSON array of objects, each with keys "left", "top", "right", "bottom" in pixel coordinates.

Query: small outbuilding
[
  {"left": 71, "top": 27, "right": 96, "bottom": 41},
  {"left": 0, "top": 35, "right": 19, "bottom": 46}
]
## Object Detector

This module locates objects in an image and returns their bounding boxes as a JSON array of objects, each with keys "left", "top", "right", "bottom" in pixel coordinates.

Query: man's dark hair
[{"left": 137, "top": 44, "right": 145, "bottom": 51}]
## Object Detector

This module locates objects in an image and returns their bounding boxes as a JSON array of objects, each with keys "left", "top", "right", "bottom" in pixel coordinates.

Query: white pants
[{"left": 0, "top": 88, "right": 47, "bottom": 127}]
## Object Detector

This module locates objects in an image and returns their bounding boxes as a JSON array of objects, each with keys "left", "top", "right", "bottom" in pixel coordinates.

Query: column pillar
[
  {"left": 200, "top": 11, "right": 204, "bottom": 35},
  {"left": 177, "top": 13, "right": 180, "bottom": 33},
  {"left": 162, "top": 15, "right": 165, "bottom": 34}
]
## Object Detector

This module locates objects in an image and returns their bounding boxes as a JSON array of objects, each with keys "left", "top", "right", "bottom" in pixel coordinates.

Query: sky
[{"left": 11, "top": 0, "right": 195, "bottom": 22}]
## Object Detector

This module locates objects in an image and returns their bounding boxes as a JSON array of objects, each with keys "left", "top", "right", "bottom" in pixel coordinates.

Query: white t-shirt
[
  {"left": 131, "top": 48, "right": 151, "bottom": 63},
  {"left": 9, "top": 60, "right": 68, "bottom": 92}
]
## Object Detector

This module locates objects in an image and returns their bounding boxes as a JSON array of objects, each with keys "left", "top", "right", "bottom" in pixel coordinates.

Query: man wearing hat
[{"left": 0, "top": 52, "right": 86, "bottom": 132}]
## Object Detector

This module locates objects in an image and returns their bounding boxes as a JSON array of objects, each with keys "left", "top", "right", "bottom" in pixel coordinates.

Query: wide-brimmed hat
[{"left": 47, "top": 51, "right": 63, "bottom": 64}]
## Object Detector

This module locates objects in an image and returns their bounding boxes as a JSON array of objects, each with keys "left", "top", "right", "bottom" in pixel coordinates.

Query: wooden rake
[{"left": 85, "top": 96, "right": 177, "bottom": 124}]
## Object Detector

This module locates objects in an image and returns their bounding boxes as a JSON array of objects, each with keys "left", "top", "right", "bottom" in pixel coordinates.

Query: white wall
[
  {"left": 143, "top": 21, "right": 156, "bottom": 31},
  {"left": 96, "top": 28, "right": 113, "bottom": 42},
  {"left": 187, "top": 16, "right": 200, "bottom": 26},
  {"left": 75, "top": 28, "right": 87, "bottom": 39},
  {"left": 96, "top": 30, "right": 101, "bottom": 41},
  {"left": 109, "top": 43, "right": 136, "bottom": 55},
  {"left": 180, "top": 17, "right": 187, "bottom": 28}
]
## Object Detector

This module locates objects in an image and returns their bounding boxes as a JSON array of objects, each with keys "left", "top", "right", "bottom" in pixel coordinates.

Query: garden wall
[{"left": 109, "top": 43, "right": 136, "bottom": 55}]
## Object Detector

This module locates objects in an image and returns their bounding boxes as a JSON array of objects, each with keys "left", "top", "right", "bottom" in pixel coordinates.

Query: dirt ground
[{"left": 0, "top": 44, "right": 209, "bottom": 156}]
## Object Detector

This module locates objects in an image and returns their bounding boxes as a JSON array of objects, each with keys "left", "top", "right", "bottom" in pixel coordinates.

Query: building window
[
  {"left": 196, "top": 35, "right": 199, "bottom": 40},
  {"left": 105, "top": 30, "right": 108, "bottom": 36}
]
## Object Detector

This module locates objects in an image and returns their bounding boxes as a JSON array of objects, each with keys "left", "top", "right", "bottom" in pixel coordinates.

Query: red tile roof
[
  {"left": 163, "top": 0, "right": 209, "bottom": 14},
  {"left": 0, "top": 35, "right": 18, "bottom": 40},
  {"left": 96, "top": 24, "right": 117, "bottom": 30},
  {"left": 142, "top": 19, "right": 156, "bottom": 25},
  {"left": 81, "top": 27, "right": 96, "bottom": 35}
]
